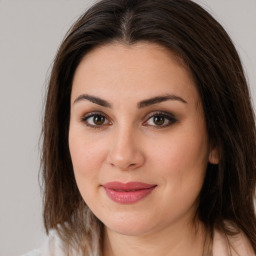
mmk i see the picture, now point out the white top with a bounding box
[21,228,255,256]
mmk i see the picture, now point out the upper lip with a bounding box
[102,182,157,191]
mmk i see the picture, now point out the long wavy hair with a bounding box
[41,0,256,255]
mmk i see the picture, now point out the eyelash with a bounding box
[143,111,177,128]
[81,111,177,129]
[81,111,110,129]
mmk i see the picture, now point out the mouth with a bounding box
[102,182,157,204]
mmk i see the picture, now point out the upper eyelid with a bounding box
[81,112,111,129]
[81,110,175,119]
[81,111,109,119]
[143,111,176,121]
[80,111,111,126]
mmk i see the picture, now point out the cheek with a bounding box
[150,134,208,168]
[147,127,209,195]
[68,130,108,195]
[69,124,109,170]
[69,138,101,171]
[147,132,208,219]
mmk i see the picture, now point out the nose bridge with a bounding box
[107,123,144,170]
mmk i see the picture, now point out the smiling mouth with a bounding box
[102,182,157,204]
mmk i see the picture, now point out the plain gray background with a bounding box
[0,1,255,255]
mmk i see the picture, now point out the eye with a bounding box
[81,112,111,128]
[144,112,177,128]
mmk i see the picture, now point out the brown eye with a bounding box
[153,115,165,126]
[144,112,177,128]
[82,112,110,128]
[93,115,106,125]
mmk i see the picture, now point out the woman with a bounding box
[24,0,256,255]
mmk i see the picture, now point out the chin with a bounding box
[101,212,158,236]
[106,224,153,236]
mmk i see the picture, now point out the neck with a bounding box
[103,219,207,256]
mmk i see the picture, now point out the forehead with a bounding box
[71,42,199,106]
[76,42,188,76]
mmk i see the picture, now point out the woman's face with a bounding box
[69,42,218,236]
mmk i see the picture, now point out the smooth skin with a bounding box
[69,42,219,256]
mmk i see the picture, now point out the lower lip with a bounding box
[103,186,156,204]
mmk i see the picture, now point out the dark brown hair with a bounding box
[42,0,256,254]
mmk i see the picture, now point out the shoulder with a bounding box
[20,249,41,256]
[21,229,66,256]
[213,228,255,256]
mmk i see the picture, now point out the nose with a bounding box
[106,126,145,170]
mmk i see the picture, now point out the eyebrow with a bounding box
[138,94,187,108]
[73,93,187,108]
[74,94,112,107]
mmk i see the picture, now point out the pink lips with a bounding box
[102,182,157,204]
